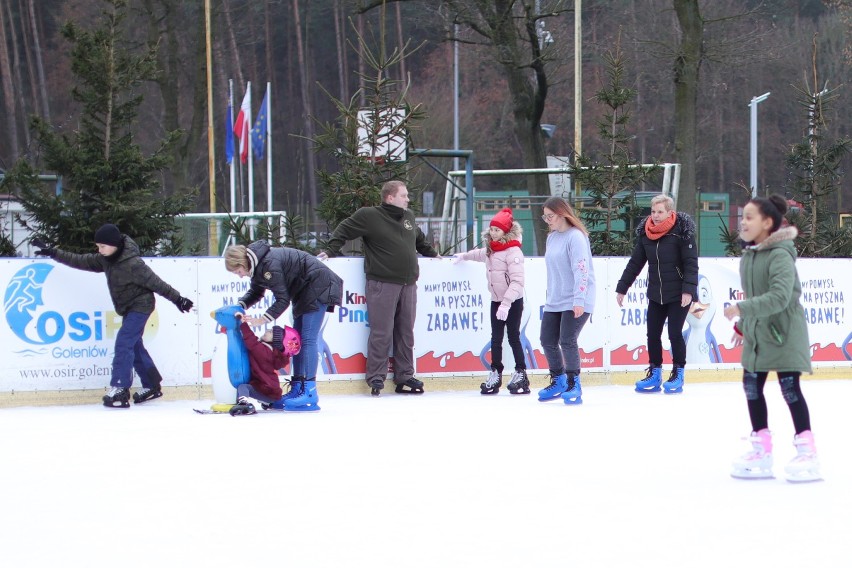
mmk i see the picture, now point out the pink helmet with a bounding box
[271,325,302,356]
[280,325,302,356]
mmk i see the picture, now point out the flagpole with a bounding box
[247,82,255,240]
[266,81,273,213]
[205,0,218,254]
[229,79,236,214]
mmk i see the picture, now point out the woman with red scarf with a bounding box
[453,208,528,395]
[616,194,699,393]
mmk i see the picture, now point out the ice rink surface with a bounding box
[1,379,850,568]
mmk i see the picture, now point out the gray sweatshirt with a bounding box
[544,227,596,313]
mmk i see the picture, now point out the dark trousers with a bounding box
[365,279,417,384]
[489,299,525,373]
[646,300,690,367]
[540,310,590,375]
[237,382,279,405]
[111,311,160,389]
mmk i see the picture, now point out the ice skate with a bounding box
[263,377,304,410]
[132,386,162,404]
[635,365,662,393]
[507,369,530,395]
[538,373,567,401]
[284,378,321,411]
[480,370,502,395]
[663,366,684,394]
[561,374,582,405]
[784,430,822,483]
[102,386,130,408]
[367,378,384,397]
[394,377,424,394]
[229,396,257,416]
[731,429,774,479]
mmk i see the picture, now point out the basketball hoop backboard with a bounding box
[357,107,408,162]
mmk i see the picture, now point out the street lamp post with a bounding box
[749,92,770,198]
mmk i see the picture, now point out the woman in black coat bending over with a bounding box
[616,194,699,394]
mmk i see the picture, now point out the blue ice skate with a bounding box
[538,373,567,401]
[283,378,321,412]
[663,366,684,394]
[635,365,662,393]
[561,374,583,405]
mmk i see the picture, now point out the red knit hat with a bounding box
[490,208,513,233]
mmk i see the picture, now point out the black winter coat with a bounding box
[239,241,343,321]
[616,213,699,305]
[52,235,182,316]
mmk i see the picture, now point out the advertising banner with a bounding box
[2,255,850,393]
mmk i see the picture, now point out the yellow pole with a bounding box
[574,0,582,200]
[205,0,219,254]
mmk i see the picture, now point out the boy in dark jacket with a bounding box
[33,224,194,408]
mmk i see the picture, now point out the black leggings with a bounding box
[646,300,689,367]
[490,299,525,373]
[742,370,811,434]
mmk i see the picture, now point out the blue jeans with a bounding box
[291,304,327,379]
[112,311,160,389]
[539,310,590,375]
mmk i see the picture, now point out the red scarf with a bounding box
[645,211,676,240]
[489,239,521,252]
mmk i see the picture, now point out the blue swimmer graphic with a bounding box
[684,274,722,363]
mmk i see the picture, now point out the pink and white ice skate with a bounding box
[784,430,822,483]
[731,429,773,479]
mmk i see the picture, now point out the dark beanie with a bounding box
[94,224,123,247]
[271,326,285,352]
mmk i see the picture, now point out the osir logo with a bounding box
[4,262,124,346]
[5,263,54,344]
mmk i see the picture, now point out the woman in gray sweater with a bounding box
[537,197,596,405]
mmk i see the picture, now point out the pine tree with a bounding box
[0,0,195,255]
[312,15,426,236]
[572,38,661,256]
[785,80,852,257]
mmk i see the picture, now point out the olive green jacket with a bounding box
[737,226,811,373]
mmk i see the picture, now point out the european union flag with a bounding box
[225,99,234,165]
[251,92,268,161]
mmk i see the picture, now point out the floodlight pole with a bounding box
[749,92,770,198]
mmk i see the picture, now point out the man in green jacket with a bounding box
[319,180,439,396]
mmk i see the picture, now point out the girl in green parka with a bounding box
[723,195,820,482]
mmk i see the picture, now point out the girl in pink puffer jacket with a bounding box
[453,208,528,395]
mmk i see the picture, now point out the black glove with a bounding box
[174,296,194,313]
[31,238,57,258]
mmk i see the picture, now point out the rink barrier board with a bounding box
[1,367,849,408]
[2,256,850,400]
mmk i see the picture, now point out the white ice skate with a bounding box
[784,430,822,483]
[731,429,774,480]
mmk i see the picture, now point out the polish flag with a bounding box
[233,89,251,164]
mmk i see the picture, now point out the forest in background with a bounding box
[0,0,849,231]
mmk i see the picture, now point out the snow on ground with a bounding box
[1,380,850,568]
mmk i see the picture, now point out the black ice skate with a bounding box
[368,378,384,397]
[394,377,424,394]
[480,369,502,395]
[229,396,257,416]
[506,369,530,395]
[103,386,130,408]
[132,386,162,404]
